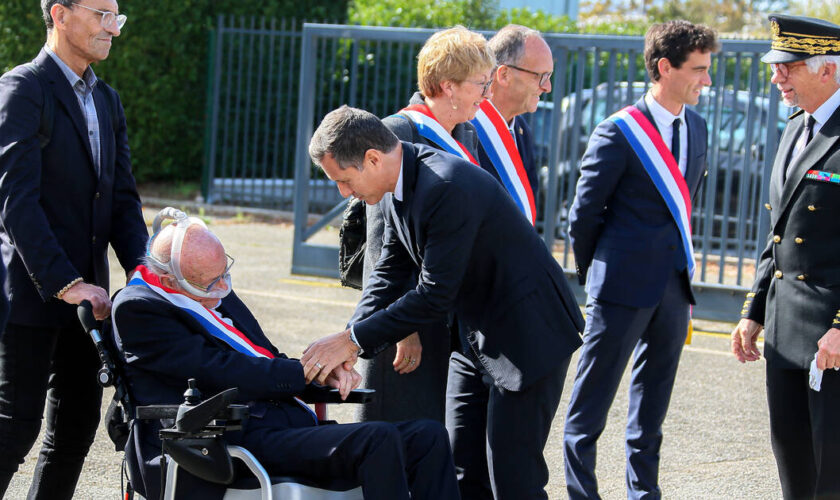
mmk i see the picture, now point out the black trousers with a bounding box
[239,417,460,500]
[0,322,103,500]
[766,363,840,500]
[446,350,569,500]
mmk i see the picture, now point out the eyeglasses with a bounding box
[506,64,553,88]
[769,61,807,80]
[185,253,235,293]
[466,78,493,97]
[72,3,127,30]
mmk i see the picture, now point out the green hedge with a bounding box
[0,0,347,183]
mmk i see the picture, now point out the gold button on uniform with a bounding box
[765,203,772,210]
[773,235,781,243]
[775,270,783,278]
[795,237,803,244]
[808,205,816,211]
[797,274,807,281]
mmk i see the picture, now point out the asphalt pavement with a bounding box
[5,208,780,499]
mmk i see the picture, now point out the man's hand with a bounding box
[731,318,763,363]
[816,328,840,371]
[301,329,360,385]
[61,282,111,320]
[325,366,363,400]
[393,332,422,374]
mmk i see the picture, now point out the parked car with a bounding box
[525,81,790,252]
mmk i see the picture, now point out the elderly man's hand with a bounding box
[325,366,362,400]
[731,318,763,363]
[301,329,360,385]
[816,328,840,371]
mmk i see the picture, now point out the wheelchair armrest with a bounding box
[136,404,179,420]
[299,385,375,404]
[136,404,249,423]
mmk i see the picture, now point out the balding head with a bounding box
[147,223,228,306]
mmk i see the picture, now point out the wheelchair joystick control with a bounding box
[182,378,202,405]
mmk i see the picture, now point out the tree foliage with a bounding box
[0,0,347,183]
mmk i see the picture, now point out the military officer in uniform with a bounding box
[731,14,840,500]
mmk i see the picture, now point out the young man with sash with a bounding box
[471,24,551,226]
[563,21,718,499]
[111,208,460,500]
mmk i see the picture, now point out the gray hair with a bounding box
[805,55,840,85]
[308,105,399,170]
[488,24,543,66]
[41,0,74,31]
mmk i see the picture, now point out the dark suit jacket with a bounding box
[349,142,584,391]
[0,49,147,327]
[568,96,707,308]
[743,105,840,370]
[112,286,315,498]
[476,113,539,218]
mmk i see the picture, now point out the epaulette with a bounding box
[788,109,805,120]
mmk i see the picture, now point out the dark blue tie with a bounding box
[671,118,681,164]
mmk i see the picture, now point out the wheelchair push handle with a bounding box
[77,300,116,388]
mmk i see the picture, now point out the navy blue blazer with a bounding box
[476,113,539,218]
[349,142,584,391]
[568,96,707,308]
[0,49,147,326]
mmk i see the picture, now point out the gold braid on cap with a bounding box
[771,20,840,55]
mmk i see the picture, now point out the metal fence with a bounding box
[204,20,779,321]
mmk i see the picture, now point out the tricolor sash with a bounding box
[119,265,317,422]
[471,100,537,225]
[610,106,695,278]
[395,104,479,165]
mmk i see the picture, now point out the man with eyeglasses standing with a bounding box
[731,14,840,500]
[444,24,557,500]
[563,20,717,499]
[0,0,147,497]
[471,25,552,229]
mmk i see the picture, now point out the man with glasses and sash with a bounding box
[732,14,840,499]
[0,1,146,497]
[471,24,553,228]
[563,21,717,499]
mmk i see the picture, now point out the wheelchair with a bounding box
[78,301,373,500]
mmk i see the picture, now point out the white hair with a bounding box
[805,55,840,84]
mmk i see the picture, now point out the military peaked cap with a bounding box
[762,13,840,64]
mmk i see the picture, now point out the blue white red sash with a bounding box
[121,265,317,422]
[471,100,537,225]
[396,104,479,165]
[610,106,695,278]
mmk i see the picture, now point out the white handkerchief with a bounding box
[809,353,823,392]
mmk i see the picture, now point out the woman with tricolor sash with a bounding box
[354,25,495,425]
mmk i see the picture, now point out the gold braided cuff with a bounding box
[740,292,756,317]
[833,310,840,327]
[55,277,83,299]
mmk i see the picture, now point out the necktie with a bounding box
[786,115,815,183]
[671,118,681,166]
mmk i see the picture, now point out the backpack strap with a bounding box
[22,62,54,149]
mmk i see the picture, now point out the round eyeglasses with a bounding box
[506,64,553,88]
[466,79,493,97]
[769,61,807,80]
[72,3,127,30]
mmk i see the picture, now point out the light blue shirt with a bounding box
[44,45,101,176]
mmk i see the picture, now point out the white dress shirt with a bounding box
[645,92,688,175]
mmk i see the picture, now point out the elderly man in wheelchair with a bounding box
[106,208,459,499]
